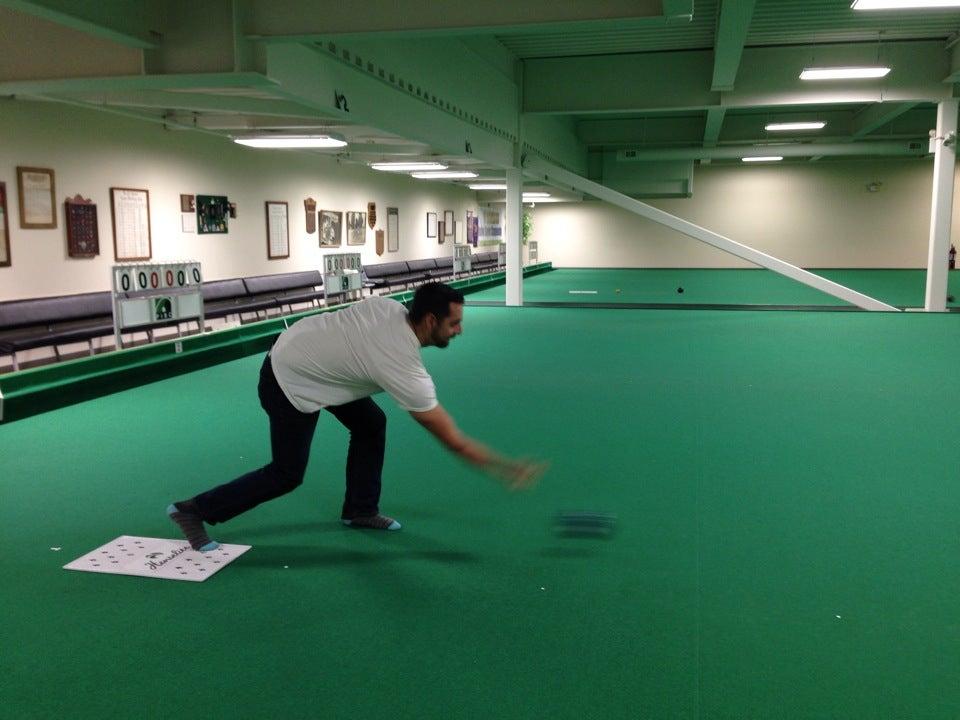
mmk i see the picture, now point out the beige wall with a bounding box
[0,100,473,301]
[531,159,954,269]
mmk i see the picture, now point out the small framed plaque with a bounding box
[65,194,99,258]
[427,212,437,238]
[17,166,56,229]
[265,201,289,259]
[305,197,317,234]
[110,187,151,261]
[0,182,10,267]
[443,210,454,236]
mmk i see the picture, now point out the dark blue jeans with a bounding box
[193,353,387,525]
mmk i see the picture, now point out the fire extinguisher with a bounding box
[950,245,956,270]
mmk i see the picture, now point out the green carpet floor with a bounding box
[468,268,960,308]
[1,306,958,719]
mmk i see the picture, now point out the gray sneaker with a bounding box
[341,514,401,531]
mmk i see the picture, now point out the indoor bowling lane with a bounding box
[1,304,958,718]
[472,267,960,308]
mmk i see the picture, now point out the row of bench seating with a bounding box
[0,252,505,372]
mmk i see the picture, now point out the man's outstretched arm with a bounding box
[410,404,547,490]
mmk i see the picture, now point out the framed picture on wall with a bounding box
[265,201,289,259]
[387,207,399,252]
[443,210,454,237]
[427,212,437,238]
[17,166,56,229]
[0,182,10,267]
[346,211,366,245]
[319,210,342,247]
[110,187,152,261]
[197,195,229,234]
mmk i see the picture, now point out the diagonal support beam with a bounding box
[711,0,756,91]
[852,102,918,138]
[522,155,899,311]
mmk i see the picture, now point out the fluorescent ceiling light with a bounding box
[765,121,826,131]
[800,66,891,80]
[522,192,551,198]
[234,134,347,148]
[742,156,784,163]
[469,183,507,190]
[410,171,478,179]
[370,162,447,172]
[852,1,960,9]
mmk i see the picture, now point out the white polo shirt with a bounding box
[270,296,438,413]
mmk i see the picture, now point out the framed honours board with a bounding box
[265,201,289,259]
[386,207,399,252]
[0,182,10,266]
[65,195,99,257]
[110,187,151,261]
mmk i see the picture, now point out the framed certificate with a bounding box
[427,212,437,238]
[0,182,10,267]
[17,166,56,229]
[110,187,152,261]
[65,195,99,258]
[265,201,289,259]
[443,210,454,236]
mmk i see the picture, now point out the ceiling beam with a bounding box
[41,90,322,118]
[0,72,278,97]
[524,41,951,114]
[851,102,919,137]
[703,107,726,147]
[600,140,926,161]
[0,0,159,48]
[711,0,756,92]
[266,42,517,168]
[244,0,664,41]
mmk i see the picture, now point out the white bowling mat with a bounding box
[64,535,251,582]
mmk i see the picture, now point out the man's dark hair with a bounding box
[408,282,465,323]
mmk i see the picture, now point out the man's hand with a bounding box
[484,457,549,491]
[410,404,548,489]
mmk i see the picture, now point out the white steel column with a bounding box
[505,167,523,306]
[523,155,899,312]
[924,99,958,312]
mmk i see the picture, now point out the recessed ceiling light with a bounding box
[410,171,479,179]
[765,122,827,131]
[852,0,960,9]
[742,156,784,163]
[234,134,347,148]
[468,183,508,190]
[522,192,551,198]
[800,66,891,80]
[370,162,448,172]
